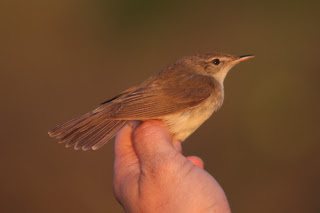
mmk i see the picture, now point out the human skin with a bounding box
[113,120,231,213]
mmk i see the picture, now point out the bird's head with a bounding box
[182,53,254,84]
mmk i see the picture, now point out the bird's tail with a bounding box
[48,110,127,151]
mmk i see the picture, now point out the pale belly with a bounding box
[162,95,223,141]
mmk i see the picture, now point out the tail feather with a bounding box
[79,120,127,151]
[91,120,126,150]
[65,126,97,148]
[48,112,92,138]
[48,109,127,150]
[74,120,124,150]
[61,119,104,144]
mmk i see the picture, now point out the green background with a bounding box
[1,0,319,212]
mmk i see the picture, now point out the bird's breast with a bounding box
[162,93,224,141]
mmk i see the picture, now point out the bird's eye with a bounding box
[212,59,220,65]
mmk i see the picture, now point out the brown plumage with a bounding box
[48,53,254,150]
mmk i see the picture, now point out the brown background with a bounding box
[1,0,320,212]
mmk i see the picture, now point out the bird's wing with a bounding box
[100,85,139,105]
[48,74,215,150]
[96,74,216,120]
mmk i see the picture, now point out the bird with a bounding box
[48,52,254,151]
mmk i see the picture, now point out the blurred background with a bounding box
[1,0,319,212]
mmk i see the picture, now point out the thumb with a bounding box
[132,120,180,170]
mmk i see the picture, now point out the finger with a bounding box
[132,120,179,171]
[133,121,182,153]
[114,123,140,183]
[114,123,135,161]
[186,156,204,169]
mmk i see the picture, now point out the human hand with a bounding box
[113,120,231,213]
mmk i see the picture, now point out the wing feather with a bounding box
[48,73,215,150]
[99,74,215,120]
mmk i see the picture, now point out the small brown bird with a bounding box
[48,53,254,151]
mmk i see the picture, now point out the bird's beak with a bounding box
[228,55,254,66]
[232,55,255,64]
